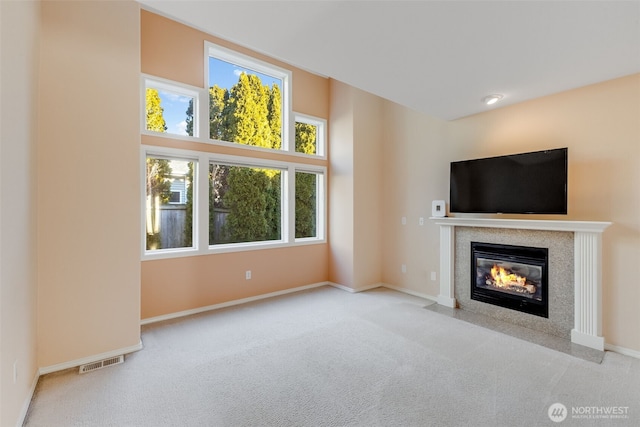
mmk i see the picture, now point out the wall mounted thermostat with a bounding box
[432,200,446,217]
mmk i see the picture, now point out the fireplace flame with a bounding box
[490,264,528,288]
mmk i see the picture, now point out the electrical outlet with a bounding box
[430,271,437,281]
[401,216,407,225]
[419,217,424,226]
[13,361,17,384]
[245,270,252,280]
[401,264,407,274]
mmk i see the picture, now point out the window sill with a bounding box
[142,238,326,261]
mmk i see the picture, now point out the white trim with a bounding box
[141,282,328,325]
[16,370,40,427]
[438,223,456,308]
[605,343,640,360]
[328,282,382,293]
[381,283,438,302]
[38,341,143,375]
[571,329,605,351]
[437,295,457,308]
[433,217,611,233]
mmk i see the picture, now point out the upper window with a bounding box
[207,42,290,150]
[143,77,201,138]
[295,114,326,157]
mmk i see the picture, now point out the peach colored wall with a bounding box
[353,89,384,288]
[141,11,330,319]
[37,0,141,367]
[328,80,355,287]
[141,10,329,118]
[142,245,328,319]
[0,1,40,424]
[328,80,385,290]
[380,104,449,297]
[382,74,640,352]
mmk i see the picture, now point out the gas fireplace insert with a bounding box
[471,242,549,318]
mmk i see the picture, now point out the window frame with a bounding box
[141,145,326,260]
[205,41,292,151]
[142,148,200,258]
[294,168,326,242]
[208,160,288,249]
[294,113,327,159]
[141,75,207,140]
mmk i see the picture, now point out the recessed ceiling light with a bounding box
[482,94,503,105]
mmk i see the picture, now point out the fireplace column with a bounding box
[572,231,604,350]
[437,224,456,308]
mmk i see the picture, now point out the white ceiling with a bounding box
[138,0,640,120]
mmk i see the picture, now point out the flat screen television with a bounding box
[450,148,568,214]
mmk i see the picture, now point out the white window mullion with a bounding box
[286,166,295,243]
[282,73,292,152]
[317,172,326,240]
[198,87,208,140]
[197,153,209,253]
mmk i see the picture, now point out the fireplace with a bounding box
[471,242,549,318]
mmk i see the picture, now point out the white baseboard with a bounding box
[328,281,383,293]
[39,341,143,375]
[141,282,329,325]
[380,283,438,302]
[605,343,640,359]
[16,370,39,427]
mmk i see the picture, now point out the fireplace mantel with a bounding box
[432,217,611,351]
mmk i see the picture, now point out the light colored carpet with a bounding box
[24,286,640,426]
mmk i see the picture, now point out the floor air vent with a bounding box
[79,355,124,374]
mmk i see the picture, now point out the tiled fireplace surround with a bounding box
[434,218,611,351]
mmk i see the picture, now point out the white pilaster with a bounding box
[572,231,604,351]
[437,224,456,308]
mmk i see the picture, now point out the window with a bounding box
[143,76,202,138]
[206,42,291,150]
[295,171,321,239]
[145,156,195,252]
[295,114,326,157]
[210,163,283,245]
[142,147,325,258]
[141,44,326,259]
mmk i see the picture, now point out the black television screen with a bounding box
[450,148,568,214]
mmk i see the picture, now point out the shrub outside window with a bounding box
[295,171,319,239]
[209,163,283,245]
